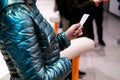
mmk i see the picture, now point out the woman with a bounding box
[0,0,83,80]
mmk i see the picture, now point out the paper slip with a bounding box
[79,14,90,29]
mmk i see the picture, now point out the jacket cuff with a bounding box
[57,32,71,50]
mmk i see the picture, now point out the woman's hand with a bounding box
[65,23,83,40]
[93,0,102,7]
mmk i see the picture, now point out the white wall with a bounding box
[0,51,9,79]
[109,0,120,16]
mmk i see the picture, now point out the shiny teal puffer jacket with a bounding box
[0,0,71,80]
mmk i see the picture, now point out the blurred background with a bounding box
[0,0,120,80]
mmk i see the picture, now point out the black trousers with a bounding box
[94,9,103,42]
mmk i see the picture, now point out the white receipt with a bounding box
[79,14,90,29]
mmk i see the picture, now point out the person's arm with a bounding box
[57,23,83,51]
[56,32,71,50]
[70,1,96,17]
[65,0,101,20]
[2,6,71,80]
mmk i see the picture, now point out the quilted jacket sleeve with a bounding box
[56,32,71,51]
[1,5,71,80]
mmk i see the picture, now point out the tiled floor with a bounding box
[0,0,120,80]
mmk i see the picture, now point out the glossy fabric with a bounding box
[0,0,71,80]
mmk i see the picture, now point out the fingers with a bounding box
[79,32,83,36]
[73,27,82,36]
[72,23,81,29]
[66,23,83,40]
